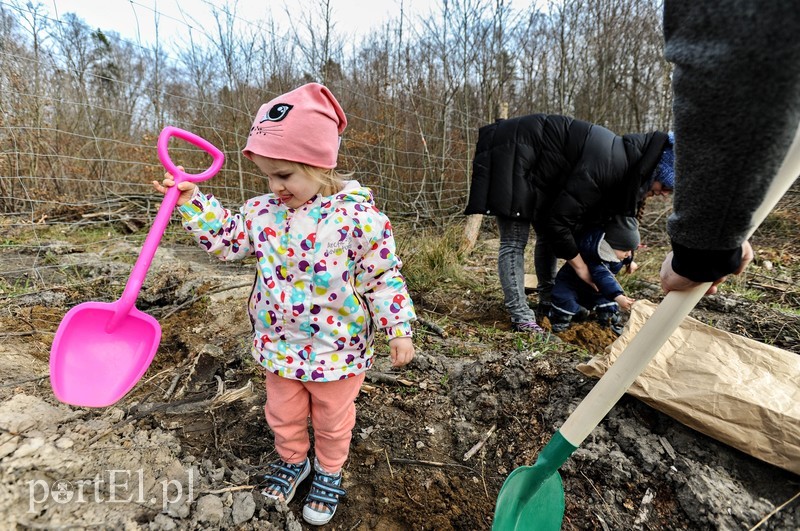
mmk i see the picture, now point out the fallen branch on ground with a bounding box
[463,424,496,461]
[416,317,447,338]
[366,372,414,386]
[748,490,800,530]
[85,382,255,446]
[390,458,473,471]
[159,281,253,320]
[136,380,255,416]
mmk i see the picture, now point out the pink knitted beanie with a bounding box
[242,83,347,169]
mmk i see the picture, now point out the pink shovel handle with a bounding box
[157,126,225,185]
[106,127,224,332]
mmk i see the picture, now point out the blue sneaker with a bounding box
[262,457,310,503]
[302,460,346,526]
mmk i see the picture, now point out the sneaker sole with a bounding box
[303,504,336,526]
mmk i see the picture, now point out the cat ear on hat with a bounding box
[317,84,347,134]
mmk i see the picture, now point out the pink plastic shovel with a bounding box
[49,126,224,407]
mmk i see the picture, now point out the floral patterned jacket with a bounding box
[178,180,415,382]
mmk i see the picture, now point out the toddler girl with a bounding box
[153,83,416,525]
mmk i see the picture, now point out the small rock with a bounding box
[55,437,74,450]
[106,407,126,423]
[165,499,191,519]
[150,513,177,530]
[222,491,233,507]
[232,492,256,525]
[13,437,45,458]
[0,436,20,459]
[210,467,225,482]
[230,468,249,484]
[201,343,224,358]
[700,294,738,313]
[0,414,35,435]
[195,494,224,523]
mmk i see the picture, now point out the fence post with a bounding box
[462,102,508,254]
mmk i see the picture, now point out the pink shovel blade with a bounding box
[49,301,161,407]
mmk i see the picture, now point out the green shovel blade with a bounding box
[492,431,577,531]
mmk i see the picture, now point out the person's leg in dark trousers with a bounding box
[549,276,580,332]
[496,216,538,327]
[533,234,558,316]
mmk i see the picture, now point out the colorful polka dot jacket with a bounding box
[178,180,416,382]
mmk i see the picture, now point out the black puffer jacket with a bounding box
[464,114,668,259]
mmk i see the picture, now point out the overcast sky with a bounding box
[46,0,425,48]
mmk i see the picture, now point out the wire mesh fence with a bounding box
[0,0,674,307]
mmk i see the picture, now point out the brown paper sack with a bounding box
[577,299,800,475]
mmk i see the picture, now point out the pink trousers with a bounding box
[264,371,365,473]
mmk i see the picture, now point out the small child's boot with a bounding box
[549,309,572,333]
[596,311,624,335]
[573,306,591,322]
[536,302,552,319]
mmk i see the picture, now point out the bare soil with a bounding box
[1,199,799,530]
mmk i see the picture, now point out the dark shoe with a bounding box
[597,312,624,336]
[551,321,570,333]
[548,308,572,334]
[536,302,552,319]
[573,306,591,322]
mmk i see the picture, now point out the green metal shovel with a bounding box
[492,127,800,531]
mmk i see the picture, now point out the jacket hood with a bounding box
[580,227,606,262]
[329,180,375,206]
[623,131,670,210]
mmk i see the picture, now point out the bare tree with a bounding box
[0,0,671,220]
[286,0,344,84]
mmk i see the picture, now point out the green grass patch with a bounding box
[396,224,476,293]
[0,276,35,296]
[768,303,800,316]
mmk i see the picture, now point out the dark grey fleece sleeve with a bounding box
[663,0,800,282]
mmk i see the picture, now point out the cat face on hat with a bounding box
[243,83,347,169]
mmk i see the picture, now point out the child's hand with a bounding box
[615,294,635,311]
[389,337,415,368]
[152,167,197,206]
[626,261,639,274]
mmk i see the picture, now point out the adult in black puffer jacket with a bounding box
[464,114,674,332]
